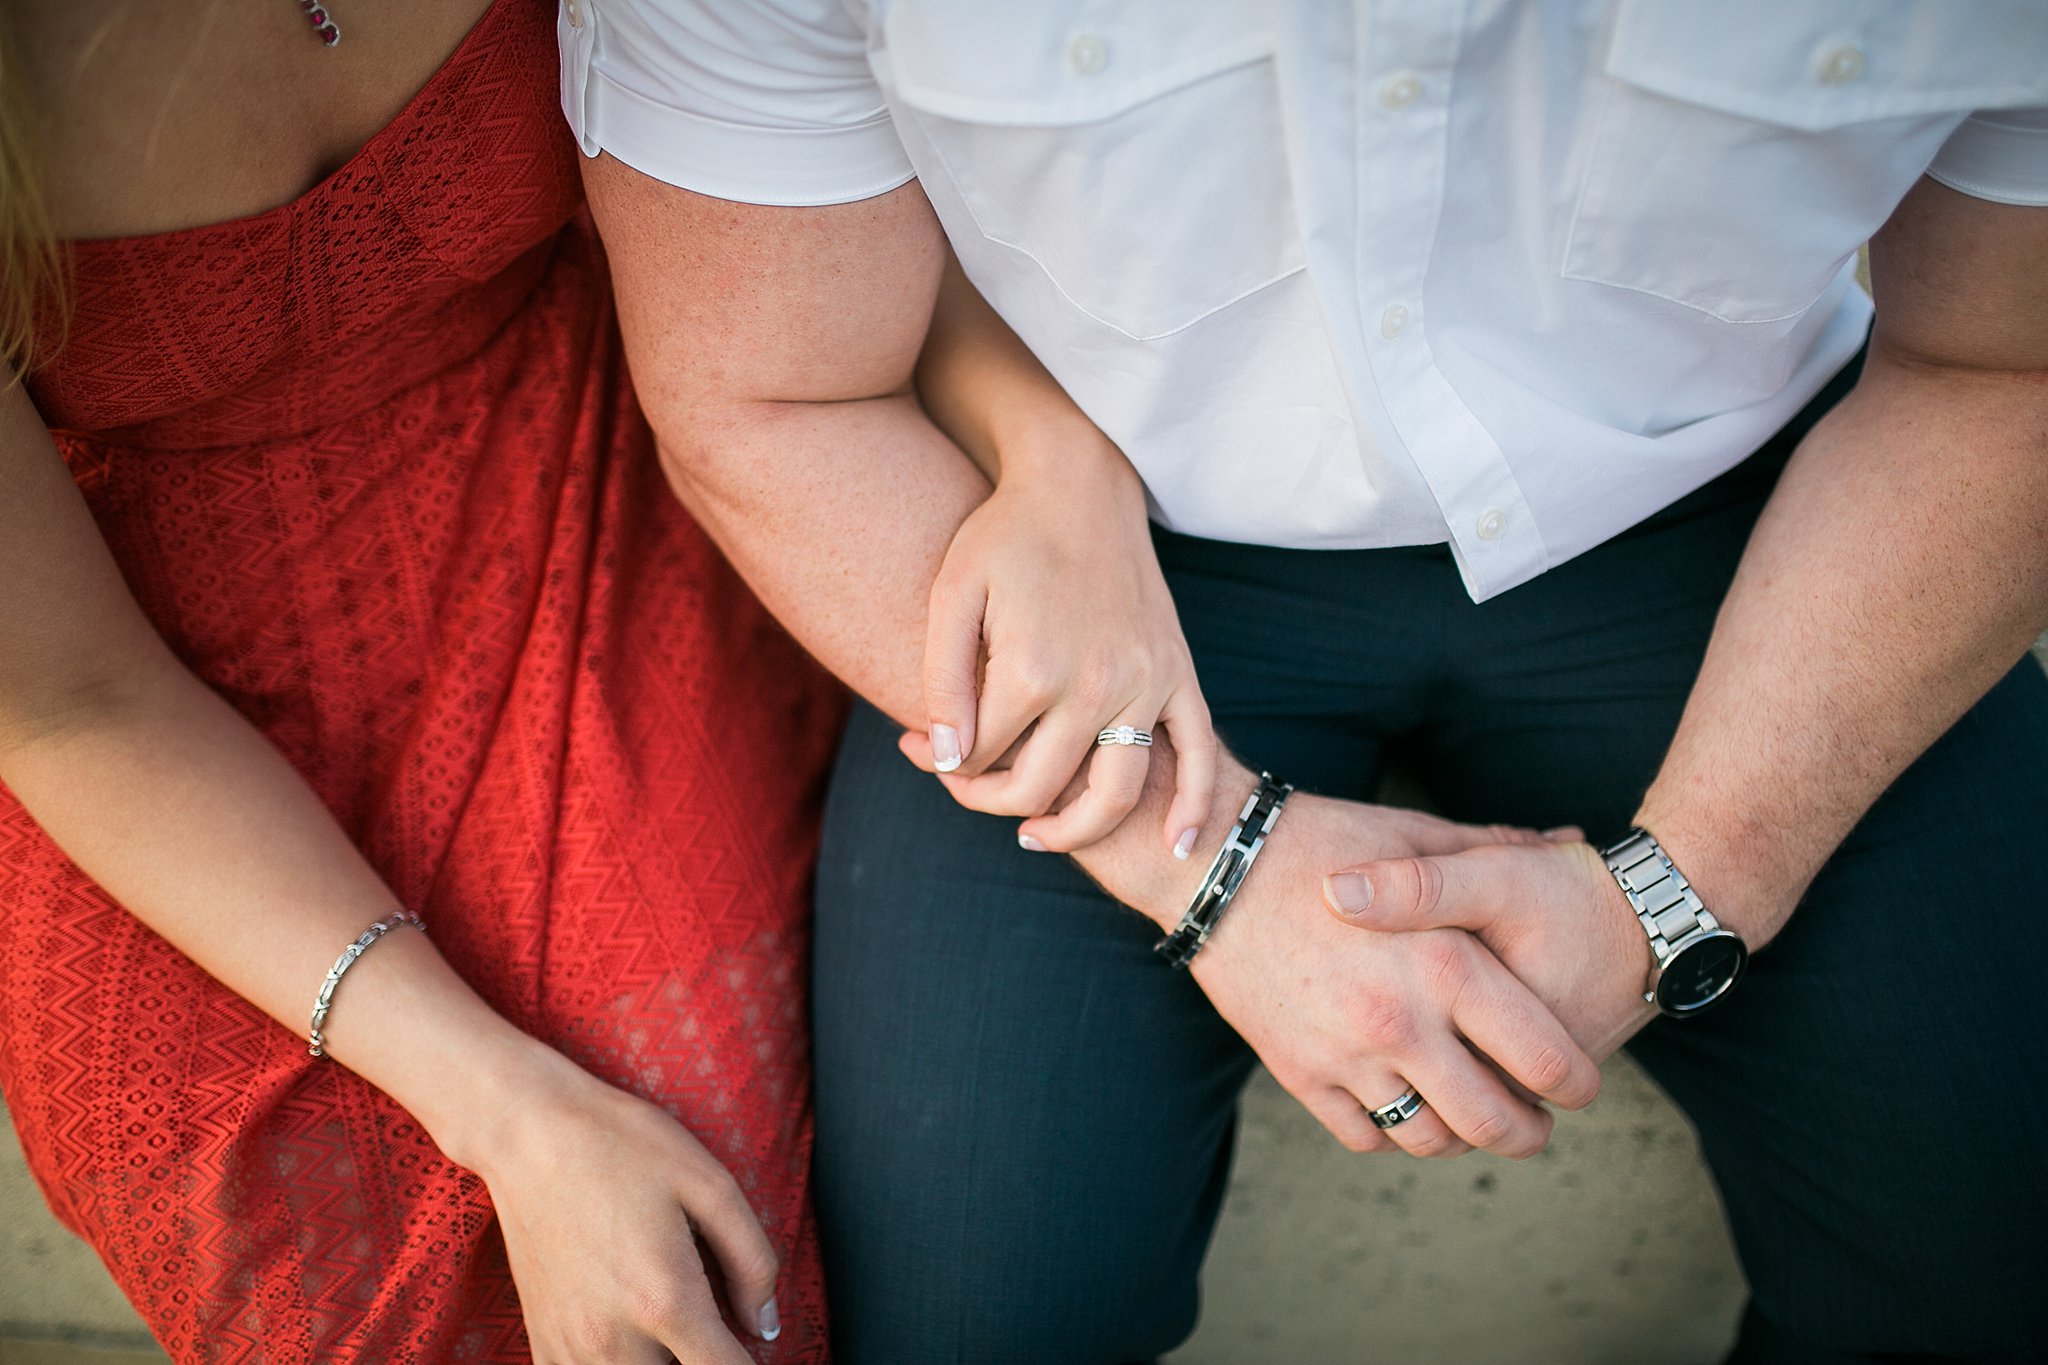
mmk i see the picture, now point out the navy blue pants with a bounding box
[811,366,2048,1364]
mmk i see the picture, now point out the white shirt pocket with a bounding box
[1563,0,2048,324]
[881,1,1305,342]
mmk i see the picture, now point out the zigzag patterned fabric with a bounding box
[3,1,843,1358]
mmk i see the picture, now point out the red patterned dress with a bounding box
[0,1,842,1359]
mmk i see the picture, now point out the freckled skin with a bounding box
[1635,181,2048,952]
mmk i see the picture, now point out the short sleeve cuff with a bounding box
[1927,108,2048,208]
[574,60,916,207]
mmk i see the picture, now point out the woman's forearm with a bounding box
[916,251,1130,486]
[0,386,552,1172]
[0,666,556,1167]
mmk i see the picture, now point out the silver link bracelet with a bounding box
[308,911,427,1058]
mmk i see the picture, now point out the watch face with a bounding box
[1655,933,1748,1015]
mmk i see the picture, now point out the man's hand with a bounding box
[1312,181,2048,1077]
[1320,840,1660,1064]
[1170,783,1606,1160]
[1314,181,2048,1083]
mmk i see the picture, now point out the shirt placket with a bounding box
[1351,0,1546,601]
[559,0,599,157]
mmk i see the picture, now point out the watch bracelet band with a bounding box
[1598,827,1719,965]
[1156,773,1293,969]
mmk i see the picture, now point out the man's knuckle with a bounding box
[1031,826,1081,853]
[1523,1043,1573,1093]
[1412,858,1446,917]
[1417,933,1472,999]
[1503,1117,1552,1160]
[943,782,999,815]
[1560,1064,1603,1111]
[686,1166,743,1218]
[1407,1129,1458,1159]
[969,783,1033,817]
[1006,780,1060,819]
[1354,996,1421,1052]
[1103,764,1148,805]
[1467,1110,1513,1151]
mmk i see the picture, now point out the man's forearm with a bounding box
[656,393,984,730]
[1637,347,2048,942]
[590,153,1239,927]
[655,395,1236,928]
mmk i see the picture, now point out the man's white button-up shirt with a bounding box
[561,0,2048,601]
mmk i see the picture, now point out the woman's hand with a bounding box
[899,438,1217,858]
[453,1044,782,1365]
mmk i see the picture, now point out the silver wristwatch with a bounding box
[1599,828,1748,1018]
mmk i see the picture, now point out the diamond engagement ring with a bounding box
[1095,726,1155,747]
[1367,1087,1427,1130]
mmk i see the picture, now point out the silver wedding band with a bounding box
[1367,1087,1427,1130]
[1095,726,1154,748]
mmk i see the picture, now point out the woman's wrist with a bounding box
[1074,746,1259,930]
[991,411,1146,499]
[315,947,586,1178]
[409,1023,590,1178]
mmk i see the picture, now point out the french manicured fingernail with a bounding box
[758,1296,781,1341]
[1325,872,1374,914]
[1173,827,1199,860]
[1018,832,1048,853]
[931,724,962,773]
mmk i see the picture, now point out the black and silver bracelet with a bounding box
[1155,772,1293,968]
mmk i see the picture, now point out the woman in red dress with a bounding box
[0,1,843,1358]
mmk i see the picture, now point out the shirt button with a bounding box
[1379,304,1410,339]
[1379,72,1424,109]
[1476,508,1508,541]
[1817,43,1866,85]
[1068,34,1108,75]
[565,0,583,27]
